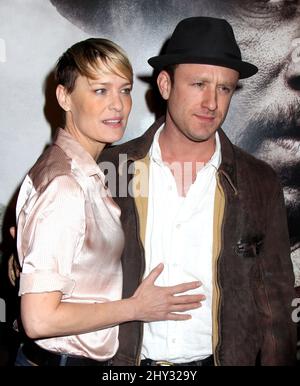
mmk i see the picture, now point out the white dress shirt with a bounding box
[142,126,221,362]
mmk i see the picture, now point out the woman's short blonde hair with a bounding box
[55,38,133,92]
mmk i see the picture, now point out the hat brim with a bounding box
[148,54,258,79]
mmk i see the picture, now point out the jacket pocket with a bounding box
[235,237,264,258]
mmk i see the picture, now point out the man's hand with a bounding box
[7,226,20,286]
[131,263,205,322]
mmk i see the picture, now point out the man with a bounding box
[100,17,296,366]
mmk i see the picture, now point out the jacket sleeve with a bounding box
[257,178,297,365]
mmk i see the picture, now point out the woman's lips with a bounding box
[102,118,123,127]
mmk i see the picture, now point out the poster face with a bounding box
[0,0,299,284]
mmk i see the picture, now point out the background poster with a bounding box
[0,0,299,364]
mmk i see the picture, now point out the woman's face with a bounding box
[60,66,132,158]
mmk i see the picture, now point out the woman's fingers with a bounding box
[8,255,17,286]
[168,281,202,295]
[143,263,164,285]
[9,226,16,238]
[170,294,205,304]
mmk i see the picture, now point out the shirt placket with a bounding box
[160,164,185,358]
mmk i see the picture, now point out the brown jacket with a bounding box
[100,117,296,366]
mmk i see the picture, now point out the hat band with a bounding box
[166,48,241,61]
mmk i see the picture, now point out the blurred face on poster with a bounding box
[219,0,300,271]
[50,0,300,277]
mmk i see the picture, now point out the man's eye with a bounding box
[233,0,299,20]
[260,0,299,17]
[219,86,231,93]
[267,0,285,3]
[251,0,297,10]
[193,82,204,87]
[263,0,295,7]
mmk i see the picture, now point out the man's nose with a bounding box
[202,88,217,111]
[285,38,300,91]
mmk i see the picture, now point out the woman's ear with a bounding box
[157,71,171,100]
[56,84,71,112]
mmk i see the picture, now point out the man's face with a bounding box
[160,64,238,144]
[220,0,300,257]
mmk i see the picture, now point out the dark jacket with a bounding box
[100,117,296,366]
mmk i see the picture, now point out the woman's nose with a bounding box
[109,93,123,111]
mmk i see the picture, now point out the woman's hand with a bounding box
[131,263,205,322]
[19,263,205,338]
[7,227,20,286]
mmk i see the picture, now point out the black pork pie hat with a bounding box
[148,16,258,79]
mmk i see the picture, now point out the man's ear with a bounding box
[157,71,171,100]
[56,84,71,112]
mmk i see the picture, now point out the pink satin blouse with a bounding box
[16,128,124,361]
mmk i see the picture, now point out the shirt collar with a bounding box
[54,128,104,179]
[149,125,222,170]
[209,132,221,170]
[149,124,164,165]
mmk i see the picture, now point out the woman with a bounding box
[15,38,203,366]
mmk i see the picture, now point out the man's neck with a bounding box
[157,123,218,196]
[159,124,216,165]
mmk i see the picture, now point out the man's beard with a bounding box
[238,102,300,252]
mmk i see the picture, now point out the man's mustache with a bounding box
[237,101,300,246]
[278,162,300,189]
[238,101,300,189]
[240,101,300,154]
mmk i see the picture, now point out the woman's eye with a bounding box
[95,89,106,94]
[121,88,132,94]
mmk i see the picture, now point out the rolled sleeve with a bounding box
[19,270,75,296]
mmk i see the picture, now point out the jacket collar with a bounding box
[217,129,238,195]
